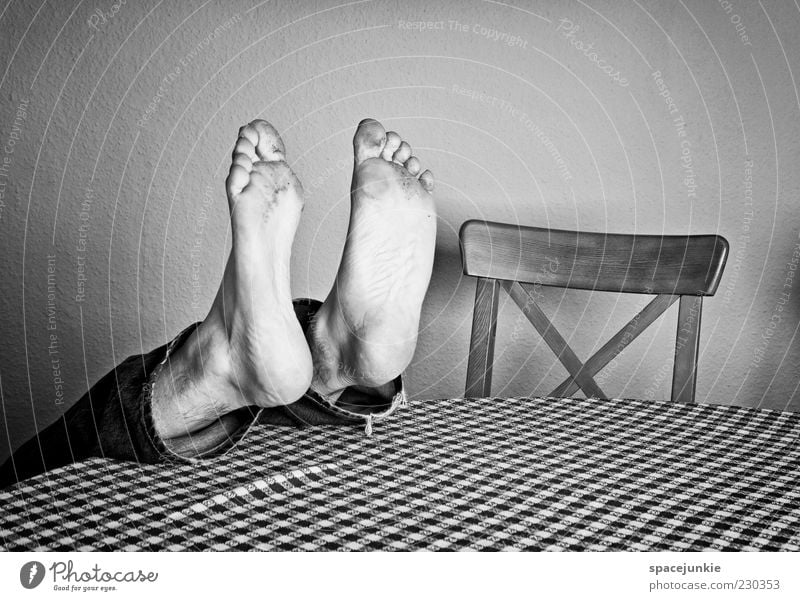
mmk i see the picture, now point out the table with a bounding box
[1,396,798,551]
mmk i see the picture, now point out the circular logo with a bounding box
[19,561,46,589]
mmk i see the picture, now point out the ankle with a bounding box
[150,323,238,440]
[307,300,410,396]
[306,305,350,398]
[191,316,236,385]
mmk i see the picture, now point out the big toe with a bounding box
[240,119,286,162]
[353,118,386,164]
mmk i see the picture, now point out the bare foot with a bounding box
[309,118,436,398]
[152,120,312,439]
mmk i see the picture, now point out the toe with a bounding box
[404,156,421,176]
[249,119,286,162]
[232,153,252,171]
[381,131,402,161]
[226,164,250,197]
[419,170,434,192]
[238,124,258,147]
[234,137,257,162]
[392,141,412,164]
[353,118,386,164]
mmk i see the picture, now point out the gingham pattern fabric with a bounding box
[1,397,798,551]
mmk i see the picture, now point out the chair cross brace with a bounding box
[500,281,679,399]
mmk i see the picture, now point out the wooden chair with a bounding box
[459,220,729,403]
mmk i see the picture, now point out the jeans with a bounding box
[0,299,404,490]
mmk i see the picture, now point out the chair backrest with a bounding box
[459,220,729,403]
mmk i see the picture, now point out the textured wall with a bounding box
[2,0,799,462]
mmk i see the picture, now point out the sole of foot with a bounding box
[206,118,313,407]
[311,118,436,394]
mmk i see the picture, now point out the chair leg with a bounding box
[465,278,500,398]
[671,296,703,404]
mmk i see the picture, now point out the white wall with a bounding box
[2,0,799,462]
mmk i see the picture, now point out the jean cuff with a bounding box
[147,301,408,461]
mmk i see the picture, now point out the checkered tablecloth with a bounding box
[1,396,798,551]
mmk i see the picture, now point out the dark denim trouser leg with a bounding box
[0,299,404,490]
